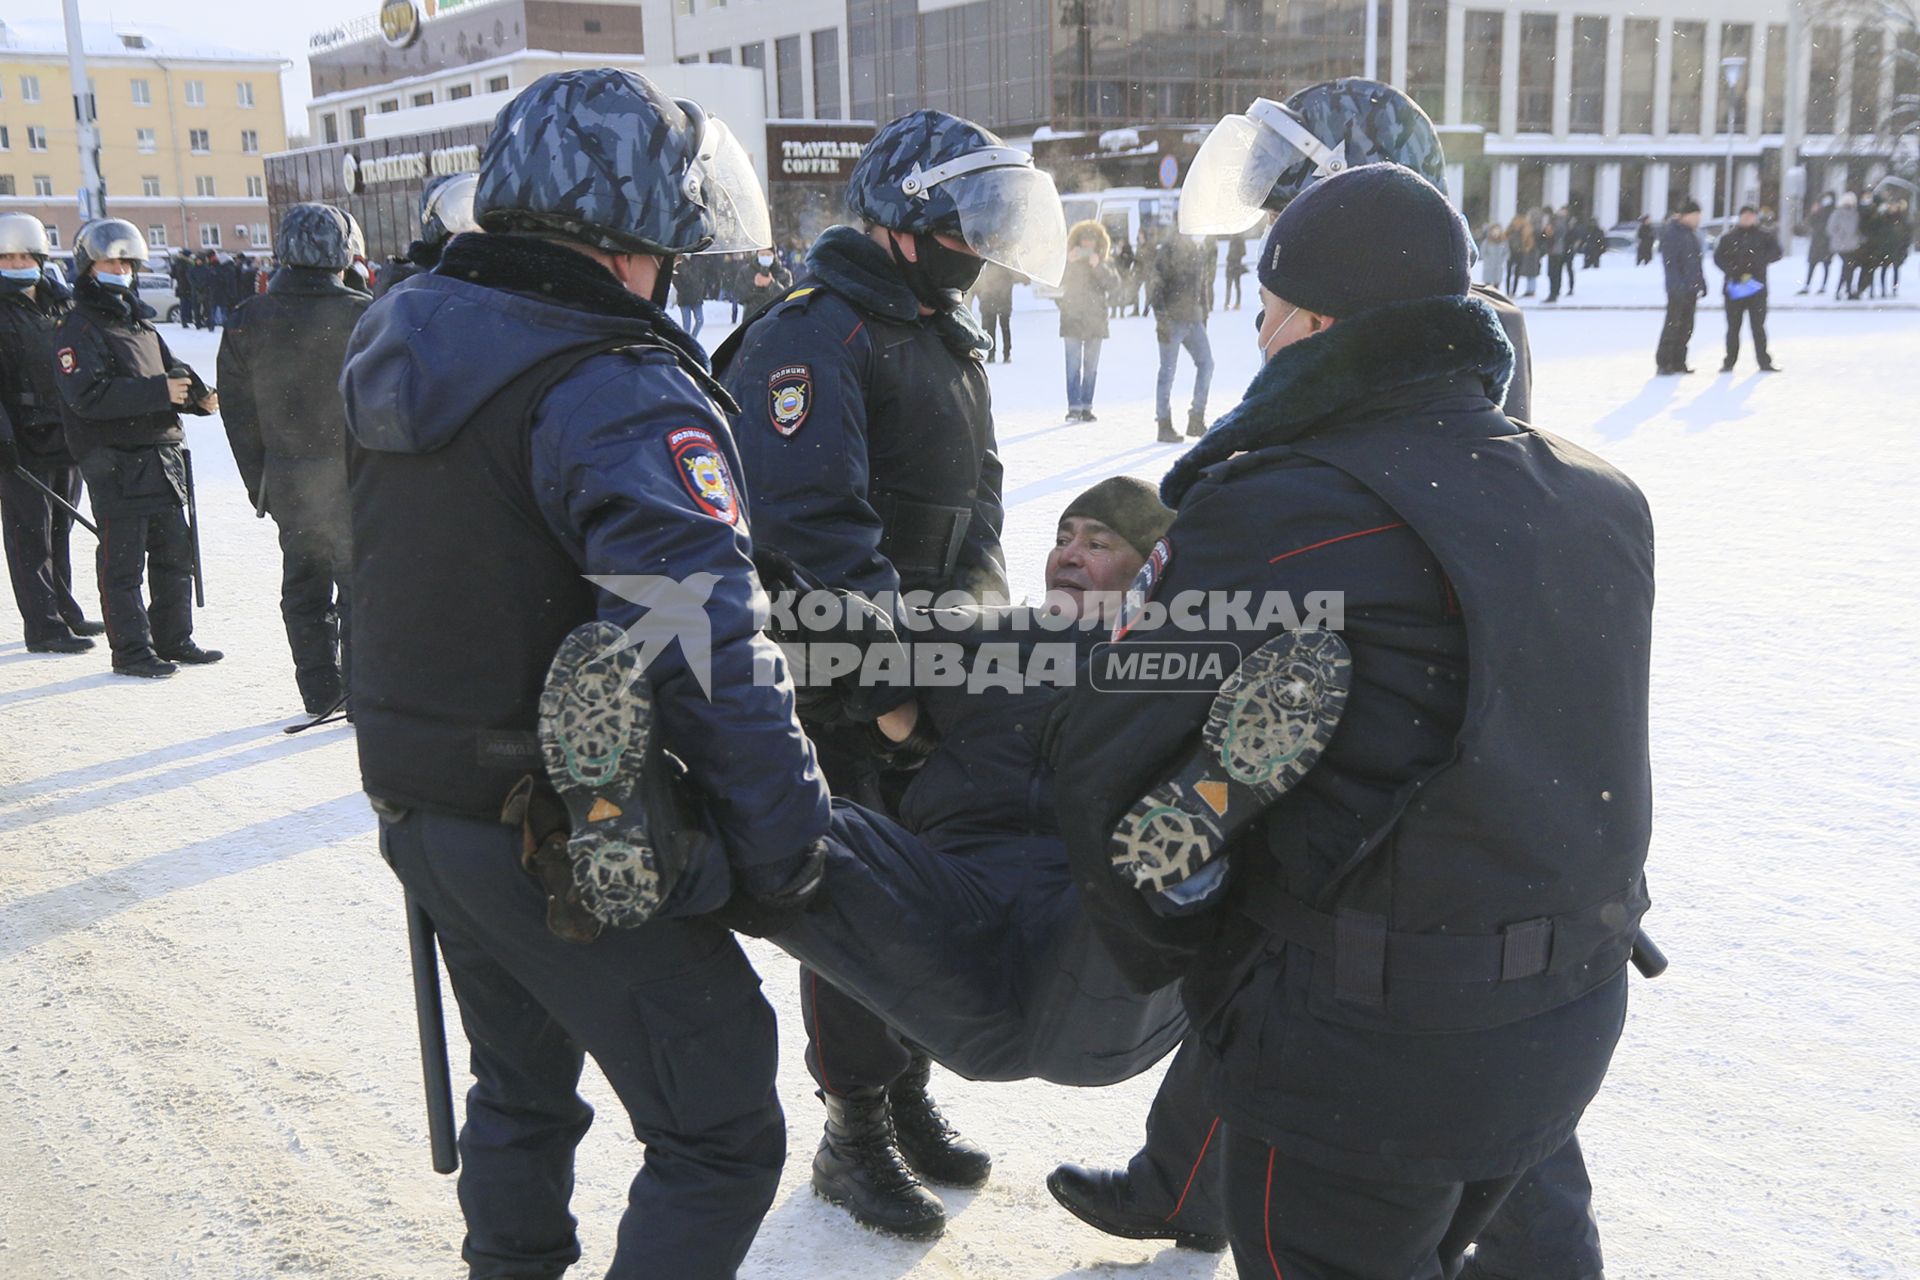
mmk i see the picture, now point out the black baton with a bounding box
[9,464,99,536]
[1630,927,1668,979]
[181,445,206,608]
[405,893,460,1175]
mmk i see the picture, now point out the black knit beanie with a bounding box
[1257,162,1471,318]
[1061,476,1174,558]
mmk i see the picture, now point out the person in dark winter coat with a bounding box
[1636,215,1656,265]
[715,106,1064,1243]
[972,261,1017,361]
[341,70,830,1280]
[187,254,217,330]
[1544,207,1576,301]
[218,204,372,715]
[1051,163,1653,1280]
[1713,205,1784,373]
[672,252,709,336]
[1223,234,1246,308]
[169,251,196,327]
[0,214,103,652]
[53,220,222,677]
[1149,232,1214,441]
[1657,200,1707,373]
[1109,238,1137,317]
[738,247,794,315]
[1056,219,1120,420]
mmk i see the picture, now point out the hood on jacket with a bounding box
[1068,219,1111,258]
[341,233,712,455]
[1163,293,1513,506]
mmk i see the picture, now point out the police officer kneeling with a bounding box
[54,219,222,677]
[341,71,830,1278]
[1054,164,1654,1279]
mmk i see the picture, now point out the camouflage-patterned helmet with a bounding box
[474,68,769,256]
[420,172,479,245]
[73,219,150,275]
[1181,79,1447,235]
[0,212,53,262]
[277,202,360,271]
[846,108,1069,287]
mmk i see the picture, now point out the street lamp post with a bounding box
[1721,54,1748,222]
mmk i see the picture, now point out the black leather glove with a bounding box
[708,838,830,939]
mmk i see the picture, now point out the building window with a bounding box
[741,41,766,71]
[251,223,270,243]
[812,29,842,119]
[45,225,58,249]
[1570,16,1606,134]
[411,91,435,108]
[708,50,733,65]
[1462,11,1504,131]
[21,75,41,103]
[142,175,162,197]
[1405,3,1447,123]
[1669,21,1705,133]
[246,175,265,198]
[190,129,211,153]
[201,224,222,248]
[776,35,804,118]
[149,225,168,246]
[131,78,152,105]
[485,75,510,93]
[241,129,260,154]
[377,99,400,114]
[0,125,10,149]
[28,126,49,151]
[584,19,602,33]
[237,82,255,108]
[196,175,217,197]
[448,83,472,100]
[1764,25,1788,133]
[1620,18,1658,133]
[185,79,205,107]
[321,113,340,144]
[1516,13,1556,133]
[1806,27,1841,134]
[33,176,54,197]
[1720,23,1753,133]
[0,177,13,196]
[349,107,367,139]
[1851,27,1884,135]
[1896,30,1920,136]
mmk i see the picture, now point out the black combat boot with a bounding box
[888,1054,991,1188]
[1156,417,1181,443]
[157,641,224,664]
[1046,1164,1228,1252]
[812,1088,946,1239]
[1186,408,1207,437]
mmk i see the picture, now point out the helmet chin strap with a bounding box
[1247,99,1349,179]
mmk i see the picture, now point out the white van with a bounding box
[1041,187,1187,296]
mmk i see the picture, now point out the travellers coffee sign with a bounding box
[766,122,877,185]
[342,143,481,193]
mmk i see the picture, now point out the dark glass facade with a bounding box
[1851,27,1884,135]
[1405,1,1448,123]
[1516,12,1556,133]
[1669,20,1705,133]
[1764,23,1787,133]
[1807,25,1841,134]
[1570,16,1605,134]
[265,123,491,262]
[1721,22,1752,133]
[812,28,843,118]
[1620,17,1657,134]
[1461,9,1504,131]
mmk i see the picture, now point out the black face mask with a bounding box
[889,231,985,309]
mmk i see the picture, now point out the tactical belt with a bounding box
[1237,877,1646,1009]
[875,495,972,586]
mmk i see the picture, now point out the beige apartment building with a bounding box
[0,19,287,258]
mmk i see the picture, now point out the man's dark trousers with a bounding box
[381,808,786,1280]
[1,459,87,642]
[1725,293,1770,368]
[1120,1042,1604,1278]
[96,506,194,663]
[1656,291,1697,371]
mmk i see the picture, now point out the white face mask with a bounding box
[756,255,774,267]
[95,268,134,289]
[1258,306,1301,359]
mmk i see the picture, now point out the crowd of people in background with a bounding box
[167,250,272,330]
[1798,189,1911,299]
[668,243,805,339]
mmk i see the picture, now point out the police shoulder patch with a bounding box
[667,426,741,525]
[57,347,77,374]
[767,364,812,437]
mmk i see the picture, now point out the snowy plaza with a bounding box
[1,259,1916,1278]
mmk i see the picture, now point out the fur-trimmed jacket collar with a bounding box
[1162,294,1515,506]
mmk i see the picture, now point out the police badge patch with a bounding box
[57,347,77,374]
[767,364,811,436]
[667,426,741,525]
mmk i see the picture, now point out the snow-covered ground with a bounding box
[2,281,1917,1280]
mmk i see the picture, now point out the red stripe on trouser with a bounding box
[807,970,836,1095]
[1263,1144,1285,1279]
[1165,1114,1221,1222]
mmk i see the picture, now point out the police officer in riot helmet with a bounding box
[340,69,830,1278]
[218,203,371,717]
[0,212,105,652]
[374,171,480,298]
[714,109,1067,1241]
[52,218,222,677]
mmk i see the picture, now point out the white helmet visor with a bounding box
[943,162,1068,288]
[689,116,773,254]
[426,172,480,237]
